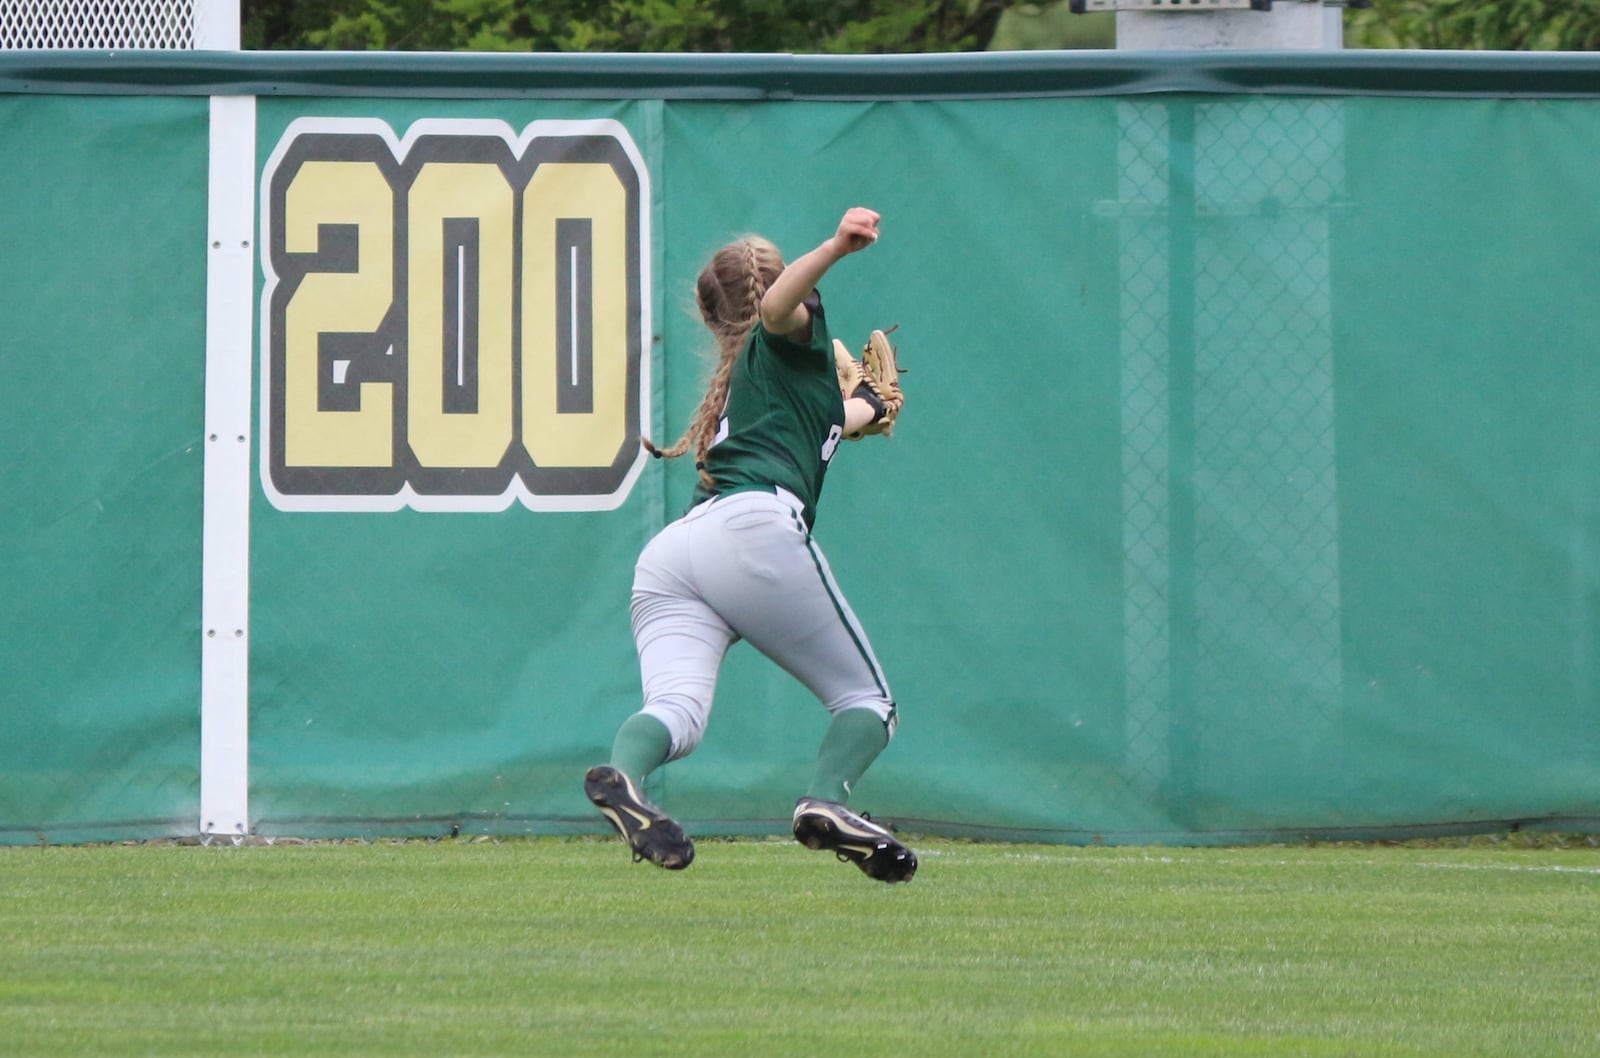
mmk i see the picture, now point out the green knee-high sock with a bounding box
[805,708,890,804]
[610,713,673,783]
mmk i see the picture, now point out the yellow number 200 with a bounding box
[261,119,650,513]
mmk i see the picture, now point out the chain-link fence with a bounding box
[1110,98,1347,821]
[0,0,226,50]
[6,49,1599,843]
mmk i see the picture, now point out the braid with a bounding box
[640,236,781,489]
[741,238,765,324]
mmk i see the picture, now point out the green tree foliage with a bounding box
[1347,0,1600,50]
[242,0,1016,52]
[989,3,1113,50]
[241,0,1600,55]
[241,0,355,49]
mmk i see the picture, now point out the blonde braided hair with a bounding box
[642,236,786,489]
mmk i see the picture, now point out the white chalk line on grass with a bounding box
[961,850,1600,876]
[746,839,1600,874]
[1407,861,1600,876]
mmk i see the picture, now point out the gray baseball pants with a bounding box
[630,487,895,761]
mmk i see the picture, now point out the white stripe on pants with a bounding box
[630,489,893,761]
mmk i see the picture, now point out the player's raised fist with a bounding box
[833,207,880,255]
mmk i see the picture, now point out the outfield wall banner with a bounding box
[3,52,1600,845]
[257,115,652,513]
[0,94,211,842]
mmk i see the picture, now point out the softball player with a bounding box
[585,206,916,883]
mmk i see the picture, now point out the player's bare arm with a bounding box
[842,396,881,435]
[761,206,880,339]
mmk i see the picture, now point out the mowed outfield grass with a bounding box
[1,836,1596,1057]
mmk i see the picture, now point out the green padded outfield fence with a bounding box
[3,49,1598,845]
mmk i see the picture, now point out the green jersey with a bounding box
[691,293,845,528]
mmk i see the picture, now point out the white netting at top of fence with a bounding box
[0,1,221,50]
